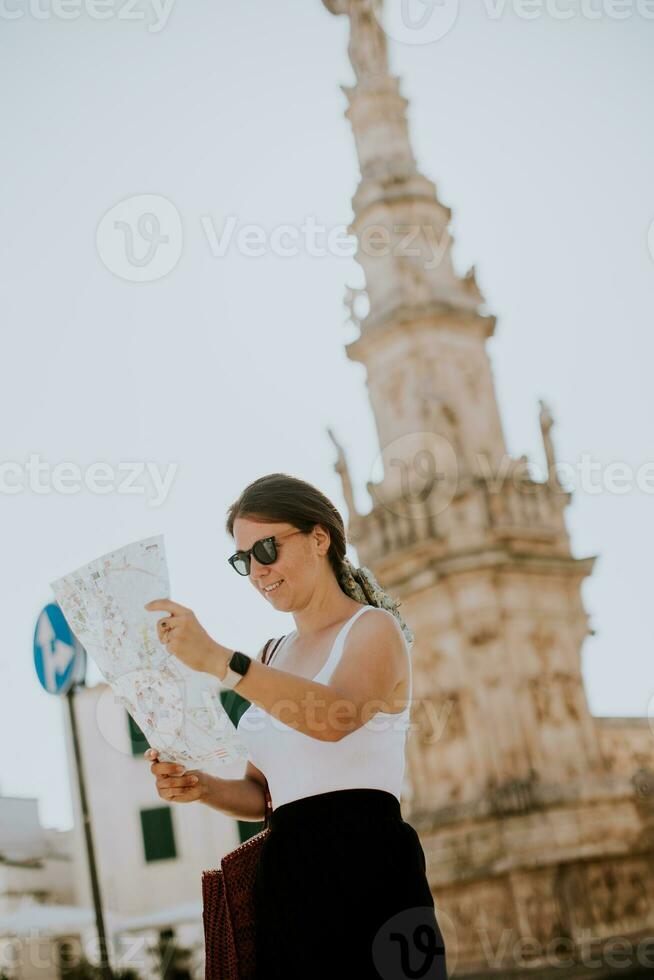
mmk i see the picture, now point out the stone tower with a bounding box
[323,1,654,974]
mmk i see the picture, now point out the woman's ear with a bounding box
[312,523,331,556]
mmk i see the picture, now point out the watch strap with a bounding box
[221,635,286,689]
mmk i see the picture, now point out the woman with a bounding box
[145,472,448,979]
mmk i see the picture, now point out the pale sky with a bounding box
[1,2,652,831]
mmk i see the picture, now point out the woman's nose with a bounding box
[250,559,270,580]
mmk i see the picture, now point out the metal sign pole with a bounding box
[66,684,114,980]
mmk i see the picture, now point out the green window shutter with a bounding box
[220,689,253,728]
[237,818,264,844]
[127,711,150,756]
[140,806,177,862]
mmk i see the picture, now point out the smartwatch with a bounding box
[220,651,252,690]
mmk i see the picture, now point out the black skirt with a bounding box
[253,788,448,979]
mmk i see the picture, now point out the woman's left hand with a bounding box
[145,598,223,674]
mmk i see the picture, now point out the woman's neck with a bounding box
[291,581,363,639]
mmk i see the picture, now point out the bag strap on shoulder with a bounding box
[260,635,286,830]
[261,634,286,666]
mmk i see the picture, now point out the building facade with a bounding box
[58,682,258,979]
[0,796,76,980]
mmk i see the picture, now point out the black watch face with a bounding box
[230,651,251,675]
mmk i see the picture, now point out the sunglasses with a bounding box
[228,528,303,576]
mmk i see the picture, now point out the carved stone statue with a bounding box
[327,426,360,520]
[323,0,389,81]
[539,398,560,488]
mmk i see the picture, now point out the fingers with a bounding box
[159,786,204,803]
[157,776,202,802]
[151,761,187,776]
[144,748,201,802]
[156,774,199,791]
[144,599,187,614]
[144,749,186,776]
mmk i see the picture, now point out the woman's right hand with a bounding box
[145,747,211,804]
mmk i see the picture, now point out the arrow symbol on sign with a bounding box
[37,614,74,693]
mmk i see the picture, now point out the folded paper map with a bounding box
[50,534,250,769]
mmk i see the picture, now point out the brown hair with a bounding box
[225,471,346,581]
[225,472,415,646]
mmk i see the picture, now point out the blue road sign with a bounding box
[34,603,85,695]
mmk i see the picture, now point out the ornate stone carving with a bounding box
[524,889,566,947]
[467,624,500,647]
[528,672,586,727]
[382,370,405,417]
[487,774,538,816]
[577,861,653,928]
[397,254,433,306]
[529,623,557,667]
[598,722,654,777]
[463,264,484,305]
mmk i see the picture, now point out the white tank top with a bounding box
[236,605,412,810]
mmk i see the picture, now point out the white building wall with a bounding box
[60,681,248,974]
[0,798,75,980]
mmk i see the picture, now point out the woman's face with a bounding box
[232,517,328,610]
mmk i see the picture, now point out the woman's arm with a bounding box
[145,600,406,743]
[145,749,268,821]
[201,771,268,821]
[228,612,407,741]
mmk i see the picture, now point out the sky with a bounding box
[1,1,652,831]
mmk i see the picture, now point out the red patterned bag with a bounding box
[202,636,283,980]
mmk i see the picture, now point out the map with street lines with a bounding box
[50,535,249,768]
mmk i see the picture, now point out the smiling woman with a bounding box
[144,471,446,978]
[218,471,448,980]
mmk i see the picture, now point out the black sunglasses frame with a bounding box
[228,529,303,576]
